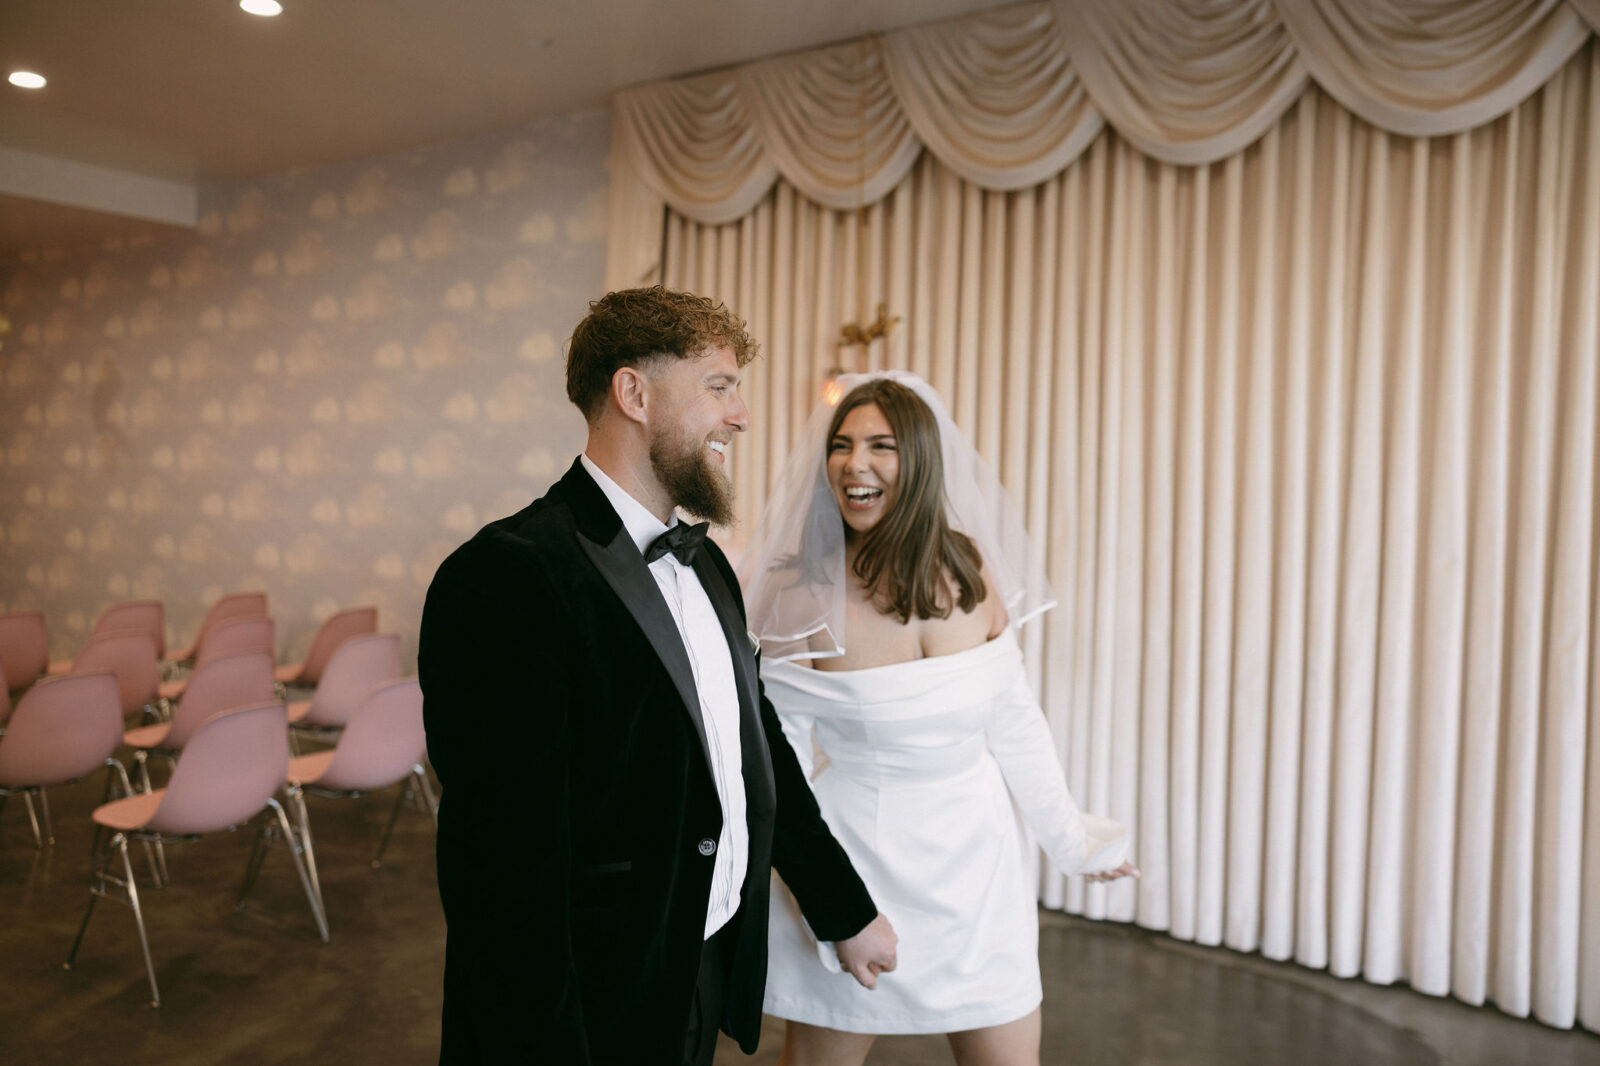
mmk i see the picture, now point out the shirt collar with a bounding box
[580,453,676,557]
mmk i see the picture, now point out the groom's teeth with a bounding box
[708,441,726,454]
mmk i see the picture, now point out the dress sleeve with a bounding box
[983,668,1129,876]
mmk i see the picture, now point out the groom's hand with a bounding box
[835,911,897,989]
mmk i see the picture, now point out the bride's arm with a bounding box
[983,668,1131,877]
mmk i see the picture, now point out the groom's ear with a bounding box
[610,365,650,425]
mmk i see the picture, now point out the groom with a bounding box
[419,287,897,1065]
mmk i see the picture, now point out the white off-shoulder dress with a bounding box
[761,629,1128,1034]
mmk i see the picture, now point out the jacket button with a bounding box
[697,838,716,856]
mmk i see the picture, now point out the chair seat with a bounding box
[123,723,172,750]
[286,700,312,723]
[93,790,163,831]
[287,750,336,787]
[157,678,187,701]
[274,662,303,684]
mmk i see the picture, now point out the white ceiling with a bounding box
[0,0,1017,252]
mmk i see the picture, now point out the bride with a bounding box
[740,372,1137,1066]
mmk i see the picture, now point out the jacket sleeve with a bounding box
[420,541,590,1064]
[983,669,1129,876]
[762,670,878,943]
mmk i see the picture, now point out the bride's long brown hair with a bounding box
[827,379,986,623]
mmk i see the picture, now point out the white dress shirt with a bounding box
[580,455,748,938]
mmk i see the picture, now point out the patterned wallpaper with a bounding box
[0,111,609,668]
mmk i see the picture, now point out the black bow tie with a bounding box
[644,521,710,566]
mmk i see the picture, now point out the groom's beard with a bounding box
[650,427,735,527]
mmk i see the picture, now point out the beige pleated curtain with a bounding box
[608,0,1600,1033]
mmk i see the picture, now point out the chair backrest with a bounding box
[167,650,277,749]
[297,606,378,687]
[146,702,289,835]
[195,616,275,667]
[0,672,123,787]
[71,631,160,716]
[302,633,401,728]
[0,610,48,694]
[316,678,426,791]
[190,591,269,656]
[91,600,166,659]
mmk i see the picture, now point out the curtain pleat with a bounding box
[660,46,1599,1032]
[1274,0,1592,137]
[616,0,1598,236]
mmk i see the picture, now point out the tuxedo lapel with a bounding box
[579,528,711,770]
[557,457,713,772]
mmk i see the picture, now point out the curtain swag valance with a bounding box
[611,0,1598,225]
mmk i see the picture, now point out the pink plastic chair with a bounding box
[71,631,160,723]
[0,672,133,848]
[0,610,49,697]
[275,606,377,688]
[168,591,268,664]
[50,601,167,674]
[66,701,328,1007]
[286,634,401,738]
[287,678,435,869]
[125,650,276,786]
[158,616,275,702]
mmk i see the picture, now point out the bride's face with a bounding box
[827,402,900,536]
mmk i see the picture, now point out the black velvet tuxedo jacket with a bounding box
[419,458,876,1065]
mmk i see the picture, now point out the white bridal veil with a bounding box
[738,370,1055,662]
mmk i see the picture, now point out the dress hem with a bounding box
[761,992,1043,1036]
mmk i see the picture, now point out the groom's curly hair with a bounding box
[566,286,758,422]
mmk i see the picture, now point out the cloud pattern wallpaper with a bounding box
[0,111,609,666]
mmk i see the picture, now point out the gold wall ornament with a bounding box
[836,302,900,350]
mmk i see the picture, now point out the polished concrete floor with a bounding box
[2,771,1596,1066]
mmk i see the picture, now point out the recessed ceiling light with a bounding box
[240,0,283,16]
[8,71,47,89]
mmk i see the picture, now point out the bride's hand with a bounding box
[1083,861,1140,884]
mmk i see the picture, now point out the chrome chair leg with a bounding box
[108,758,135,799]
[415,765,440,823]
[37,787,55,845]
[144,835,168,889]
[65,831,110,970]
[133,749,154,793]
[235,818,270,909]
[285,788,324,918]
[268,797,328,942]
[66,832,161,1007]
[118,836,161,1007]
[22,790,43,849]
[373,782,410,868]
